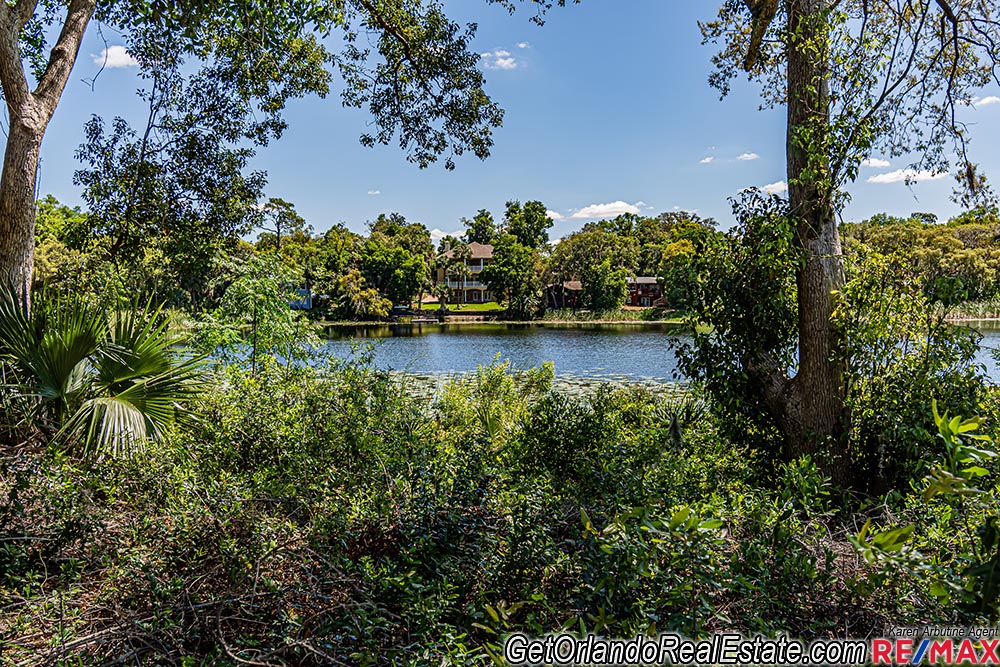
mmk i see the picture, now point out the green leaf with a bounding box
[669,506,691,530]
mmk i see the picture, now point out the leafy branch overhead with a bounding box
[1,0,563,304]
[706,0,1000,206]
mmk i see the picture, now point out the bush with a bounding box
[3,357,994,664]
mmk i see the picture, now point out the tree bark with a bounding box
[780,0,852,486]
[0,0,96,310]
[0,104,43,305]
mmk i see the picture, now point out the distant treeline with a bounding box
[31,194,1000,320]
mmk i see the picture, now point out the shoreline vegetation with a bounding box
[317,307,685,327]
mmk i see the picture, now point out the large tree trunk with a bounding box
[780,0,852,486]
[0,104,43,304]
[0,0,96,310]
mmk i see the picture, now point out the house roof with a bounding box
[440,241,493,260]
[627,276,659,285]
[546,280,583,291]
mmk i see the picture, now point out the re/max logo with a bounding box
[872,638,1000,664]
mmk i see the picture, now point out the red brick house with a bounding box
[626,277,664,307]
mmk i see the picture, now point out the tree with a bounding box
[481,233,543,319]
[581,211,717,276]
[502,200,552,249]
[701,0,1000,484]
[358,242,425,306]
[0,0,508,309]
[369,213,434,258]
[658,227,728,313]
[443,241,473,303]
[317,225,363,278]
[333,269,391,321]
[199,253,318,375]
[463,209,498,245]
[258,198,308,252]
[581,258,628,312]
[549,228,638,310]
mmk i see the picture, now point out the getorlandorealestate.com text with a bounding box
[502,633,868,666]
[501,629,1000,666]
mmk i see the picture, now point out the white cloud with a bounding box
[430,228,463,243]
[517,42,531,49]
[738,152,760,161]
[700,156,715,164]
[867,169,949,184]
[367,189,381,196]
[546,210,564,221]
[861,158,891,168]
[976,95,1000,106]
[481,49,518,70]
[763,180,788,195]
[571,201,642,220]
[92,45,138,68]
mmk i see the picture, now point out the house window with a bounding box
[641,297,651,307]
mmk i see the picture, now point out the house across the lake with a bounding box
[436,241,496,304]
[626,277,664,308]
[544,280,583,309]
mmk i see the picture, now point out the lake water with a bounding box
[322,321,1000,382]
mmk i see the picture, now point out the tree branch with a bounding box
[935,0,958,25]
[352,0,441,103]
[12,0,40,32]
[33,0,96,117]
[0,8,31,112]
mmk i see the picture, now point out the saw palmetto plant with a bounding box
[0,286,204,458]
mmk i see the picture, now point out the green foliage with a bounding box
[850,402,1000,622]
[679,193,988,489]
[581,258,629,312]
[331,268,392,320]
[657,221,725,311]
[257,197,310,252]
[463,208,498,245]
[676,191,798,454]
[4,355,995,663]
[358,241,426,306]
[842,211,1000,304]
[841,250,987,488]
[480,233,544,319]
[0,285,203,457]
[502,200,552,249]
[580,211,719,277]
[72,42,286,308]
[195,253,319,372]
[549,228,638,311]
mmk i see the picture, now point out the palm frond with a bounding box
[1,284,206,456]
[57,397,150,459]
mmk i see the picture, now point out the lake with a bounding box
[322,321,1000,383]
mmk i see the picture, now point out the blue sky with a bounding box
[36,0,1000,241]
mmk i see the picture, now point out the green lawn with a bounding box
[417,301,505,313]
